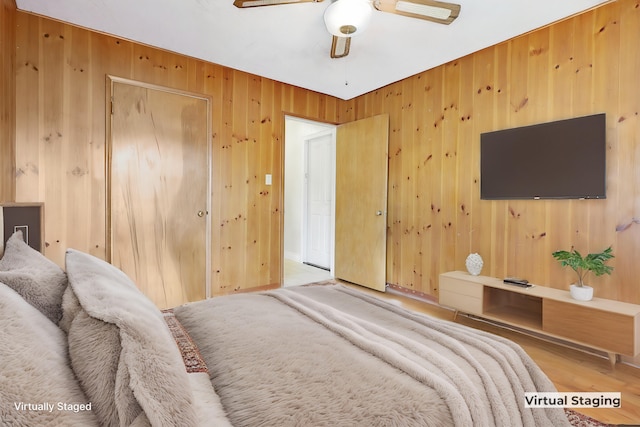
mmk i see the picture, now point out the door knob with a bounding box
[197,210,206,217]
[376,210,383,216]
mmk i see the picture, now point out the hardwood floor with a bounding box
[340,282,640,426]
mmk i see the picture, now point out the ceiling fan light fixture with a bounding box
[324,0,373,37]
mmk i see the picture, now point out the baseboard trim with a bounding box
[386,283,439,305]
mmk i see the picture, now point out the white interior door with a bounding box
[304,131,334,270]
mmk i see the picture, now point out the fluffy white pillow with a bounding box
[0,231,67,323]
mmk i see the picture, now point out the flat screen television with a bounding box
[480,113,606,200]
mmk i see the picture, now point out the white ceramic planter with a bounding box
[570,284,593,301]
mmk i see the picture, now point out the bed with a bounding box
[0,230,573,426]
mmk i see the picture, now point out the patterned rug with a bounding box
[162,309,208,373]
[566,409,614,427]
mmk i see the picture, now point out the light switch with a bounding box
[265,174,272,186]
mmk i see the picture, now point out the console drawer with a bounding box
[439,290,482,315]
[439,275,483,298]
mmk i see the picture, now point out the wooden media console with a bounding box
[439,271,640,367]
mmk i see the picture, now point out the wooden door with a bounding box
[304,131,333,270]
[335,114,389,291]
[109,79,210,309]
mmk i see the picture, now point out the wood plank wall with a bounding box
[11,0,640,304]
[352,0,640,303]
[12,11,341,295]
[0,0,15,202]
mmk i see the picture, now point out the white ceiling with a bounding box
[16,0,610,100]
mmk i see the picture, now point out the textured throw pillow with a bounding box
[63,283,146,426]
[0,283,99,426]
[0,231,67,324]
[59,284,82,334]
[67,306,146,426]
[65,249,198,427]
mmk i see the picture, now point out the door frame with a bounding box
[302,128,336,272]
[282,116,336,283]
[282,114,389,291]
[106,75,213,299]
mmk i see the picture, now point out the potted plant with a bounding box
[551,246,614,301]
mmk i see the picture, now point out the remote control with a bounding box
[503,277,532,287]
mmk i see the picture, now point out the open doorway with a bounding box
[283,116,336,287]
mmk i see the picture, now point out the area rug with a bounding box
[566,409,614,427]
[163,309,208,374]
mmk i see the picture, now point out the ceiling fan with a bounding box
[233,0,461,58]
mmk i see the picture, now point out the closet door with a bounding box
[109,78,210,309]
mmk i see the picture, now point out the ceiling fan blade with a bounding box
[234,0,322,7]
[330,35,351,58]
[373,0,460,24]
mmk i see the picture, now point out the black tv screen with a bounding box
[480,113,606,200]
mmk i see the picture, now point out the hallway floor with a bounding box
[283,258,332,287]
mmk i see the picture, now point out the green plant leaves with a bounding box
[552,246,614,286]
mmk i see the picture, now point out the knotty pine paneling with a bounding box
[0,0,15,202]
[11,0,640,304]
[349,0,640,303]
[13,12,341,296]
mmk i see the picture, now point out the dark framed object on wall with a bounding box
[0,203,44,255]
